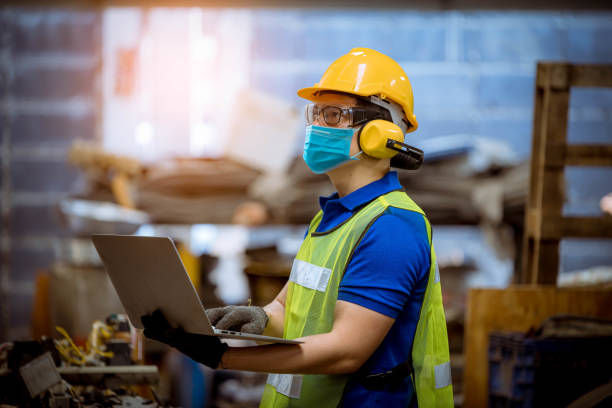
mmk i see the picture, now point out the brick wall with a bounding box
[1,8,611,340]
[0,8,101,340]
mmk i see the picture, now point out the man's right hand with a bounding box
[141,309,228,369]
[206,305,269,335]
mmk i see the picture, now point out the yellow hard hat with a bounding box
[297,48,418,132]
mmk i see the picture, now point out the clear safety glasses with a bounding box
[305,103,393,128]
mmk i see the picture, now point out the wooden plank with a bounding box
[531,240,560,284]
[536,63,568,90]
[520,236,536,284]
[560,217,612,238]
[524,209,538,238]
[550,63,570,90]
[565,145,612,166]
[544,216,612,239]
[570,64,612,88]
[521,64,547,284]
[536,63,570,90]
[526,212,612,239]
[560,216,612,238]
[463,286,612,408]
[527,78,545,210]
[539,168,565,213]
[529,80,569,284]
[546,144,612,167]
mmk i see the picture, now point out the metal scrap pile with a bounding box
[0,316,162,408]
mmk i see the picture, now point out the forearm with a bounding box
[221,331,361,375]
[262,299,285,338]
[221,300,393,376]
[262,284,288,338]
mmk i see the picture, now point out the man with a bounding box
[142,48,453,407]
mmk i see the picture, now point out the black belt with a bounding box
[356,360,413,391]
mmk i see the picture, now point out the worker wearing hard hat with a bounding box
[142,48,453,407]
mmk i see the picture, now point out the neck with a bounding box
[327,159,389,197]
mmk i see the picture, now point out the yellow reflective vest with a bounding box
[260,190,453,407]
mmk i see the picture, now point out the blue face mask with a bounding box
[302,125,361,174]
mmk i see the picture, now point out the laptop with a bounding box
[92,234,301,344]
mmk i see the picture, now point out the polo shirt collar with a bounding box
[319,171,402,211]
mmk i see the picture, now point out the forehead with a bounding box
[310,92,359,107]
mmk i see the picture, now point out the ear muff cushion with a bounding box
[359,120,404,159]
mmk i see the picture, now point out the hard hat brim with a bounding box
[296,86,370,103]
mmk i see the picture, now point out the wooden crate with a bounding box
[463,286,612,408]
[521,63,612,284]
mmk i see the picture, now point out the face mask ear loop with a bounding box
[355,121,374,159]
[357,124,365,152]
[348,125,363,160]
[350,151,363,160]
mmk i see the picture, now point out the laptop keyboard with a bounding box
[214,328,244,336]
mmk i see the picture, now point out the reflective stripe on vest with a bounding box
[267,374,303,399]
[259,190,453,408]
[434,261,441,284]
[289,259,332,292]
[434,362,452,389]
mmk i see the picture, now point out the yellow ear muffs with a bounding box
[358,120,404,159]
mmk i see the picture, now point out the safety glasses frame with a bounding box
[305,102,393,128]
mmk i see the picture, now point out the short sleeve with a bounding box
[337,208,431,319]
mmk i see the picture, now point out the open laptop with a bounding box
[92,234,301,344]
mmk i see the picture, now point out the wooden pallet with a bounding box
[463,286,612,408]
[521,63,612,284]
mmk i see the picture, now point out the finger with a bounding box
[152,309,171,328]
[239,322,264,335]
[215,310,252,331]
[206,307,228,325]
[143,328,162,342]
[141,314,153,328]
[152,309,164,321]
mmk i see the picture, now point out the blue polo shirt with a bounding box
[315,171,430,407]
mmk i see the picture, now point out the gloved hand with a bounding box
[141,309,228,369]
[206,305,269,335]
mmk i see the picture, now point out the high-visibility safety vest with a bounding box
[259,190,454,407]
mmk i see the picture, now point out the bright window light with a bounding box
[134,121,155,146]
[102,8,251,162]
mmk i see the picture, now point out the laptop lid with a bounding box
[91,234,214,335]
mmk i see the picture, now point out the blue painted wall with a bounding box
[248,10,612,273]
[249,11,612,157]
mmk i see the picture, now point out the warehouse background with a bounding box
[1,7,612,340]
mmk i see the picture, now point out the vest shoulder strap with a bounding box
[376,190,426,217]
[308,210,324,233]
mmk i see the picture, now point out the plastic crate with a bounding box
[488,332,612,408]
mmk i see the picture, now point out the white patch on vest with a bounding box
[434,361,452,389]
[267,373,303,399]
[289,259,332,292]
[434,261,440,284]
